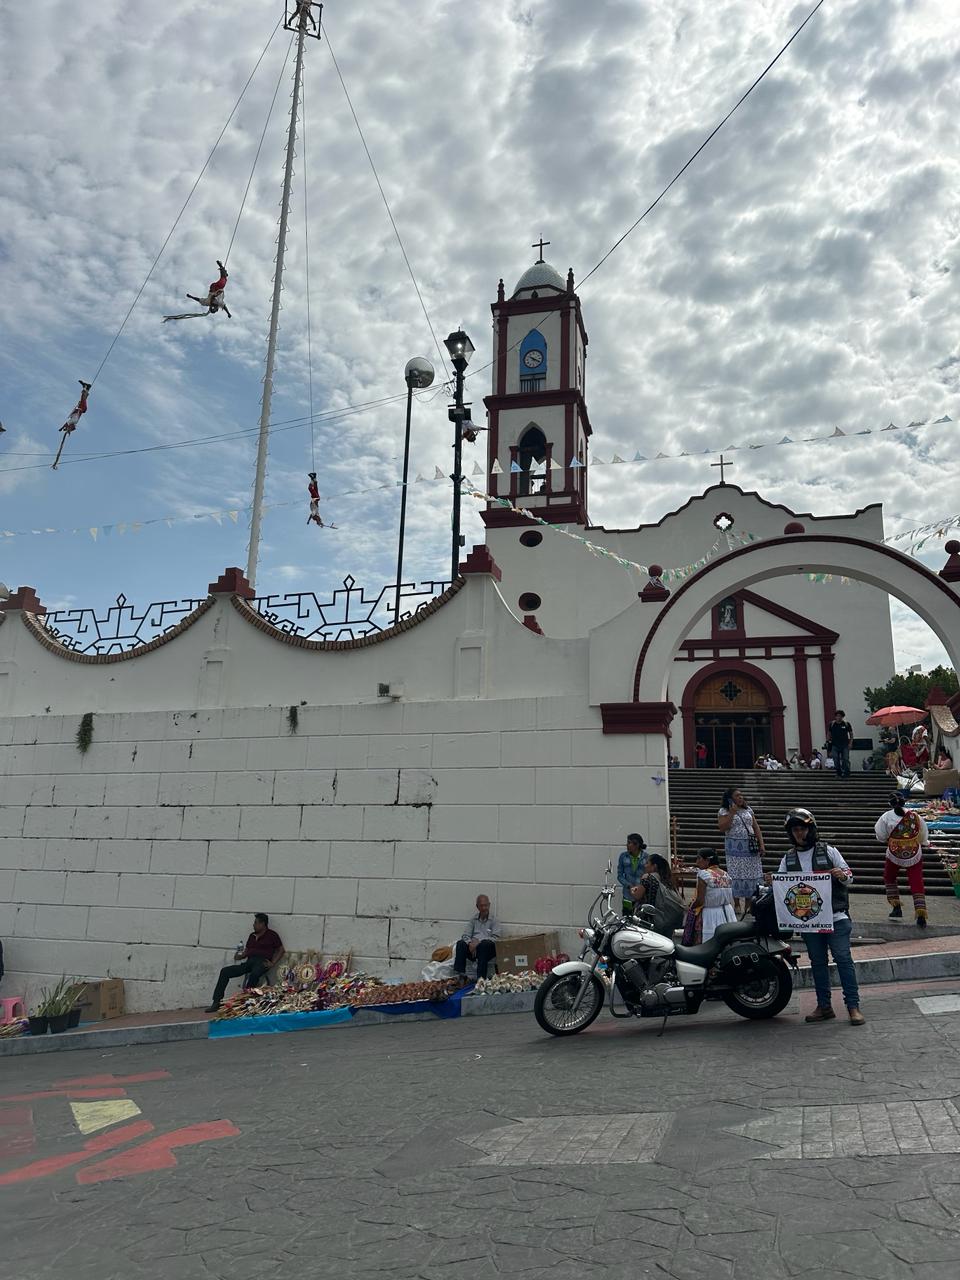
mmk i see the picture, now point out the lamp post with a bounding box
[443,328,475,582]
[394,357,435,625]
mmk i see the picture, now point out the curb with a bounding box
[4,949,957,1056]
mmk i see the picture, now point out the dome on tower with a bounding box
[512,260,566,297]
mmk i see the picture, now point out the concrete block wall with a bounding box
[0,699,667,1011]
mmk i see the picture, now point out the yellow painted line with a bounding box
[69,1099,142,1135]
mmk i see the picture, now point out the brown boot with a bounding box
[848,1008,865,1026]
[805,1005,836,1023]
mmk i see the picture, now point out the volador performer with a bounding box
[163,260,232,323]
[307,472,323,526]
[875,793,929,928]
[51,380,92,470]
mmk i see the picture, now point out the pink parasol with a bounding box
[866,705,928,727]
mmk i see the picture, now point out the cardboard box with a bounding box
[496,932,560,976]
[76,979,125,1022]
[925,768,959,797]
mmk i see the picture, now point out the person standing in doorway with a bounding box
[827,710,854,777]
[876,794,929,928]
[695,741,708,768]
[718,788,766,913]
[617,833,647,914]
[778,808,863,1024]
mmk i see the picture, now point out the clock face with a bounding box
[522,349,544,369]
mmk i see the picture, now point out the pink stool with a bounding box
[0,997,26,1024]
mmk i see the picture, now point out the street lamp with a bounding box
[444,328,475,581]
[393,356,435,625]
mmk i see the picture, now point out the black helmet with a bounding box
[784,808,818,844]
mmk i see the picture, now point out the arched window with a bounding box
[519,329,547,392]
[517,424,547,496]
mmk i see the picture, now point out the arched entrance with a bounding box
[634,535,960,708]
[683,661,786,767]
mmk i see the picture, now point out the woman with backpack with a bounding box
[630,853,686,937]
[875,794,929,928]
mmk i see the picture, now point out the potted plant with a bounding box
[35,977,84,1034]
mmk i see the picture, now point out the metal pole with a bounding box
[394,377,415,624]
[246,6,312,588]
[450,362,465,581]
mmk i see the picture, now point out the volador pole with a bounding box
[246,4,319,588]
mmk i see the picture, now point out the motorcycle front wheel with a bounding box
[534,971,605,1036]
[722,962,793,1020]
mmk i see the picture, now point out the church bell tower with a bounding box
[481,249,591,529]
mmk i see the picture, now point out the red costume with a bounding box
[307,473,323,526]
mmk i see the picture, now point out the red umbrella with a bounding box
[866,705,928,727]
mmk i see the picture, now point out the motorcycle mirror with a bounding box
[606,858,613,876]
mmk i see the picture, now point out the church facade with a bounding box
[3,259,954,1012]
[480,257,896,768]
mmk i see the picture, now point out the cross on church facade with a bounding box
[532,236,551,263]
[711,454,731,485]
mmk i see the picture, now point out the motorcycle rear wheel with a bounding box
[534,972,605,1036]
[722,963,793,1020]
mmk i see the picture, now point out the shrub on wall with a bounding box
[75,712,95,754]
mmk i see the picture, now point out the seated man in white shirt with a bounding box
[453,894,500,981]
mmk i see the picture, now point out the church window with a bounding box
[519,329,547,392]
[519,531,543,547]
[713,512,735,531]
[517,425,547,496]
[519,592,542,612]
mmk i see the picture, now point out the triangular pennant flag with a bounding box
[89,527,98,541]
[679,450,690,457]
[778,436,793,445]
[116,523,127,536]
[102,525,113,538]
[725,444,739,451]
[165,519,174,528]
[934,415,952,424]
[227,512,238,524]
[434,465,445,479]
[611,454,625,464]
[748,443,764,450]
[569,457,582,469]
[549,457,562,471]
[131,522,142,534]
[655,451,669,459]
[491,459,503,474]
[633,451,647,462]
[855,429,872,435]
[906,419,927,428]
[830,427,846,437]
[510,461,522,473]
[592,456,607,466]
[415,472,425,482]
[209,512,222,525]
[472,461,483,475]
[882,422,898,431]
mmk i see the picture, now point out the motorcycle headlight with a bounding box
[579,927,596,944]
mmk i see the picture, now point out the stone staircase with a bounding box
[668,768,955,896]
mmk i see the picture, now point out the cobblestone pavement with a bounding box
[2,980,960,1279]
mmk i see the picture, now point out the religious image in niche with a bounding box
[718,597,737,630]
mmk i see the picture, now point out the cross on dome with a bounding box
[532,236,551,263]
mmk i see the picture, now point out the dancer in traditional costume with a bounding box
[164,260,232,322]
[60,381,91,436]
[875,794,929,927]
[307,472,323,526]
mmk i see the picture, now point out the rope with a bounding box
[88,16,284,386]
[224,31,297,269]
[322,20,450,381]
[303,75,316,472]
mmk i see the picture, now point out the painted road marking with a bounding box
[0,1107,35,1159]
[913,994,960,1015]
[0,1121,156,1186]
[726,1099,960,1159]
[76,1121,240,1184]
[70,1100,142,1135]
[463,1113,672,1166]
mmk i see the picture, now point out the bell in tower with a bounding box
[482,246,592,529]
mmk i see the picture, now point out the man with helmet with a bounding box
[777,808,864,1025]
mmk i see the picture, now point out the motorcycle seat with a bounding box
[673,920,759,968]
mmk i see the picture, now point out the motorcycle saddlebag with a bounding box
[716,941,780,987]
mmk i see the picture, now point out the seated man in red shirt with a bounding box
[206,912,284,1011]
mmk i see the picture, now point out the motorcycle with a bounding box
[534,864,796,1037]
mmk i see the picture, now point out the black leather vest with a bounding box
[784,842,849,916]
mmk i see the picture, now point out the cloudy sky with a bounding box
[1,0,957,670]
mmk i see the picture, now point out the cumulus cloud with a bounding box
[0,0,957,670]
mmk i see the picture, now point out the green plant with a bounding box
[34,977,86,1016]
[286,705,299,735]
[75,712,95,754]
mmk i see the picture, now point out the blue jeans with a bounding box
[832,745,850,777]
[803,917,860,1009]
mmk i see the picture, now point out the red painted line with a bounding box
[0,1107,35,1160]
[76,1120,240,1185]
[53,1071,171,1088]
[0,1088,127,1104]
[0,1120,154,1187]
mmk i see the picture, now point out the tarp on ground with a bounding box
[208,1006,353,1038]
[361,984,474,1020]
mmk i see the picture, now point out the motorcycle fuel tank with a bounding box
[610,924,674,961]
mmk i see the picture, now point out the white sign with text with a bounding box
[772,872,834,934]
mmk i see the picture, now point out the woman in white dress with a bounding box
[692,848,737,942]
